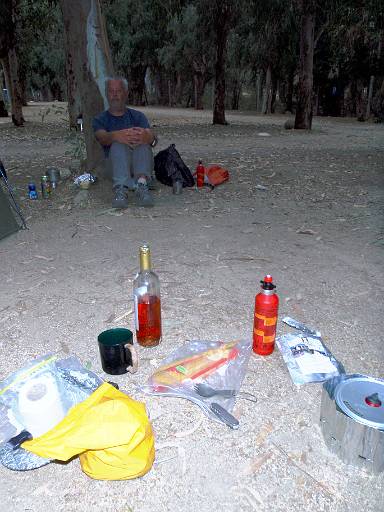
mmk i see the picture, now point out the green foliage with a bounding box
[18,1,65,98]
[158,3,213,74]
[105,0,171,72]
[1,0,382,117]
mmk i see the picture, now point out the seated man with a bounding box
[93,77,157,208]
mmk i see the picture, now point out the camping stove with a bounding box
[320,374,384,474]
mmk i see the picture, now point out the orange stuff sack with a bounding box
[205,165,229,186]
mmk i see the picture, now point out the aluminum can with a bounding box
[28,183,38,200]
[41,175,51,199]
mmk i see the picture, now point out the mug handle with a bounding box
[125,344,138,374]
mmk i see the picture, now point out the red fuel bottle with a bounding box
[196,160,205,188]
[253,275,279,356]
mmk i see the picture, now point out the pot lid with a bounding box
[335,376,384,429]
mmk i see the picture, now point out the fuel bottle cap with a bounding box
[260,275,276,290]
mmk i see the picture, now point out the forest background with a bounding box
[0,0,383,165]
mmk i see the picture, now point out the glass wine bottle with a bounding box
[133,244,162,347]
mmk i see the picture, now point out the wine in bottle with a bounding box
[133,244,162,347]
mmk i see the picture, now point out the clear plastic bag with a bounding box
[0,354,103,470]
[276,317,344,386]
[141,339,252,428]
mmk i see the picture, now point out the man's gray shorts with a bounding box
[104,142,154,189]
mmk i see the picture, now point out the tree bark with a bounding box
[127,64,147,106]
[262,65,272,114]
[64,34,82,129]
[167,78,173,107]
[4,51,23,126]
[0,69,8,116]
[373,77,384,120]
[285,69,294,113]
[230,79,241,110]
[313,85,320,116]
[365,75,375,119]
[366,35,382,119]
[152,65,168,105]
[3,0,24,126]
[212,2,232,125]
[255,71,263,112]
[294,1,315,130]
[355,79,365,120]
[193,72,205,109]
[1,57,12,103]
[60,0,114,169]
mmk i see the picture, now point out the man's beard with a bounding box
[109,99,125,110]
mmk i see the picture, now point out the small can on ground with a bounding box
[46,168,60,189]
[41,175,51,199]
[28,183,38,200]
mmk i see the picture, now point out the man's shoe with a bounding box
[112,186,129,208]
[136,181,154,207]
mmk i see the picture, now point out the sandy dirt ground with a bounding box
[0,103,383,511]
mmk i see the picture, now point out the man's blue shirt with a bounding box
[92,108,150,157]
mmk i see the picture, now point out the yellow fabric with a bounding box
[22,382,155,480]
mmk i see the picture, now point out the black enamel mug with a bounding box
[97,328,137,375]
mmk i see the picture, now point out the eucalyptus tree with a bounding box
[105,0,173,106]
[293,0,316,128]
[158,3,214,109]
[60,0,114,168]
[0,0,24,126]
[330,0,384,120]
[18,1,65,104]
[239,0,297,114]
[208,0,236,124]
[225,30,252,110]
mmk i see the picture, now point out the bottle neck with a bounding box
[139,250,151,271]
[260,289,275,296]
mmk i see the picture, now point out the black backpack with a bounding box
[154,144,195,187]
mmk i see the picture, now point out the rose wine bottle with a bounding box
[133,244,162,347]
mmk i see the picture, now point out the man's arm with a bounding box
[95,127,155,147]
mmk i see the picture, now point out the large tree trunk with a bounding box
[64,36,82,129]
[212,2,232,125]
[2,0,24,126]
[295,1,315,130]
[3,52,23,126]
[60,0,114,169]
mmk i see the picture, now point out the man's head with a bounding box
[105,77,128,113]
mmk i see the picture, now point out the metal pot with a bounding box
[320,374,384,474]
